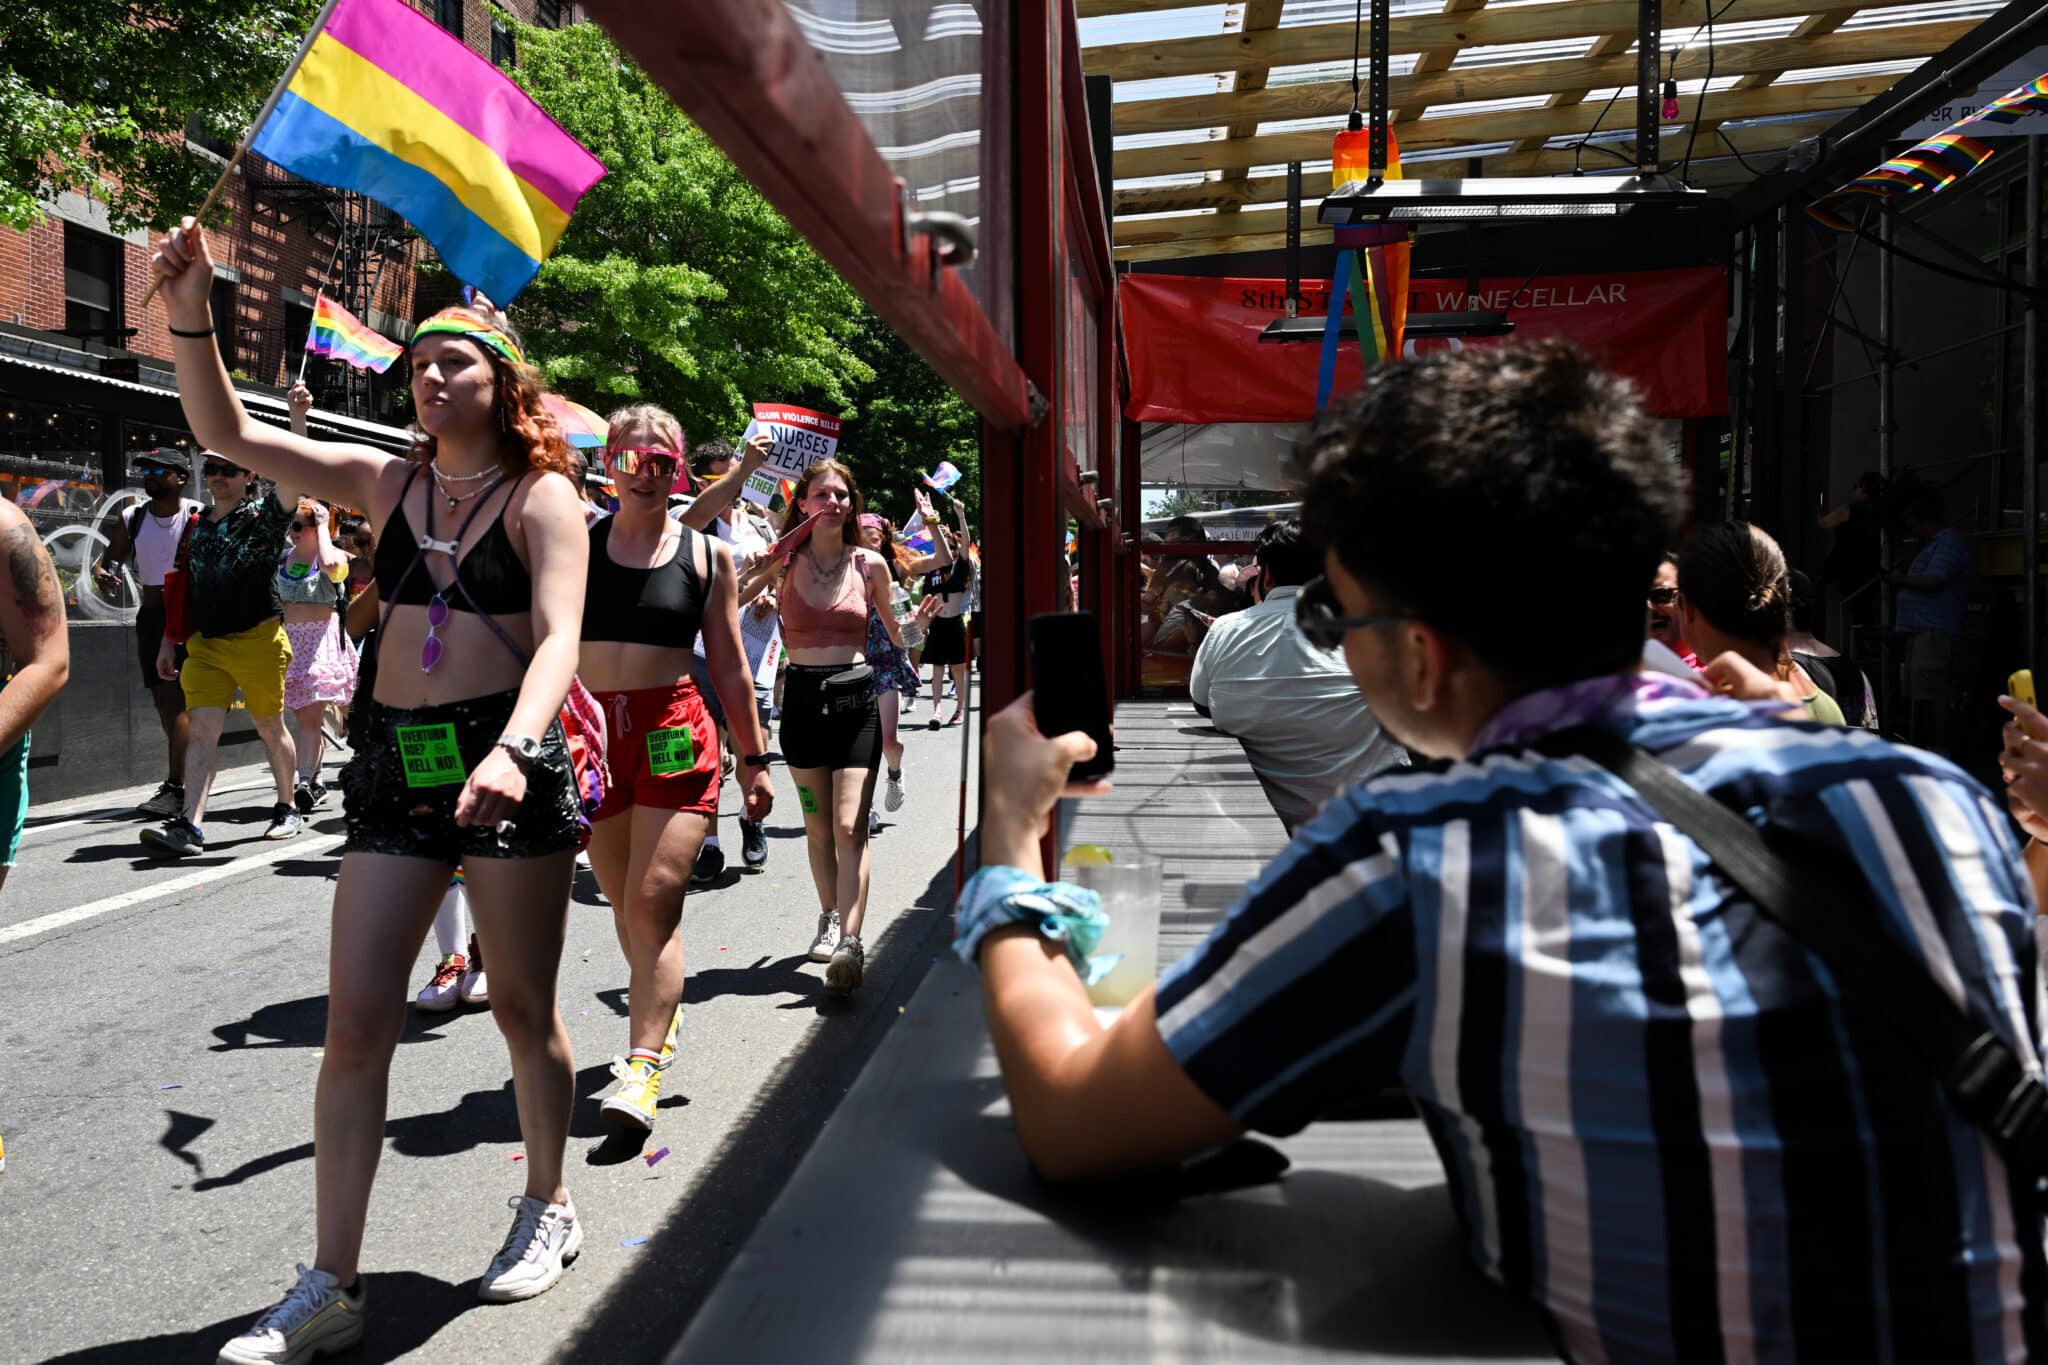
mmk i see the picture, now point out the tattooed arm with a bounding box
[0,502,69,752]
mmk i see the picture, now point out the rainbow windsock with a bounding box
[1967,72,2048,127]
[305,292,402,373]
[1316,124,1411,408]
[250,0,606,303]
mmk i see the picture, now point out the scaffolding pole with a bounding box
[2026,134,2042,681]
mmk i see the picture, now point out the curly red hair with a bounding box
[405,309,579,482]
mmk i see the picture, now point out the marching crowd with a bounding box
[0,218,982,1365]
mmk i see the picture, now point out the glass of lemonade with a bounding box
[1070,859,1163,1007]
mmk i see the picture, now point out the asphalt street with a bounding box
[0,687,979,1364]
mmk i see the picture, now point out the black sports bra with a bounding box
[583,518,710,647]
[373,468,532,616]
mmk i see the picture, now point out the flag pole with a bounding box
[297,221,350,382]
[142,0,347,309]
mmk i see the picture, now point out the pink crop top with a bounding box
[782,553,871,650]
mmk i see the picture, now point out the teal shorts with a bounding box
[0,733,28,867]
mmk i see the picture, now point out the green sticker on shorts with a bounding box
[646,725,696,777]
[395,722,466,788]
[797,784,818,814]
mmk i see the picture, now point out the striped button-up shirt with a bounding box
[1155,673,2045,1363]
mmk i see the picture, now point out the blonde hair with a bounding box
[605,404,685,454]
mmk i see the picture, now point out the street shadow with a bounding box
[63,843,234,868]
[571,865,607,907]
[210,995,462,1053]
[189,1060,671,1193]
[38,1270,478,1365]
[594,986,629,1018]
[681,954,821,1009]
[267,855,342,879]
[161,1109,215,1178]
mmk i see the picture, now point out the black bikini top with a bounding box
[583,518,710,647]
[372,465,532,616]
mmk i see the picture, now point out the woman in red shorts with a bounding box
[582,404,772,1133]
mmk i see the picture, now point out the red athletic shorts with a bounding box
[592,680,719,820]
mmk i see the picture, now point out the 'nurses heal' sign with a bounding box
[740,403,841,507]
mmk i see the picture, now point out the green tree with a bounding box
[502,20,870,444]
[0,1,320,231]
[831,307,980,531]
[1149,487,1208,523]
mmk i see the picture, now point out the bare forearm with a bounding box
[0,659,67,753]
[166,304,260,454]
[680,465,755,532]
[507,632,578,739]
[983,795,1046,879]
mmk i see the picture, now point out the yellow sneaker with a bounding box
[658,1005,683,1071]
[600,1057,661,1133]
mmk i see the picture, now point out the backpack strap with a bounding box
[1539,724,2048,1181]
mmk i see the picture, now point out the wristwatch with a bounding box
[495,734,545,768]
[741,753,772,768]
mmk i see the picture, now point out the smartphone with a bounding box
[2013,669,2038,708]
[1029,611,1114,782]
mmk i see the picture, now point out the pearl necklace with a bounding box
[432,462,503,509]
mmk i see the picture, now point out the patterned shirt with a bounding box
[188,491,292,639]
[1154,672,2044,1362]
[1896,526,1974,638]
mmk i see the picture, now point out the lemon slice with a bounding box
[1062,844,1114,867]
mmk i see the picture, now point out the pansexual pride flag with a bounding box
[305,292,402,372]
[251,0,605,303]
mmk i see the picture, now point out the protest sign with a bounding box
[740,403,841,507]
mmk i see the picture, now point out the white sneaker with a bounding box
[479,1194,583,1302]
[868,808,882,837]
[415,954,466,1012]
[884,773,905,812]
[807,909,842,963]
[218,1263,365,1364]
[460,935,488,1005]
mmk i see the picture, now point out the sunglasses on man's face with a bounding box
[1647,586,1680,607]
[1293,574,1415,652]
[203,461,245,478]
[607,448,681,481]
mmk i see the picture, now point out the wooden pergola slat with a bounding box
[1215,0,1291,214]
[1110,18,1971,136]
[1112,71,1885,180]
[1112,113,1835,244]
[1083,0,1933,84]
[1395,0,1492,126]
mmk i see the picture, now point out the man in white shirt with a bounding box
[1190,519,1406,830]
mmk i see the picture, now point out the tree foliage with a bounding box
[0,1,321,232]
[502,20,871,445]
[1148,488,1209,523]
[831,308,980,530]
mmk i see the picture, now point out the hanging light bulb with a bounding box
[1662,79,1681,123]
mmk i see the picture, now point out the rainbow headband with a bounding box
[410,309,525,368]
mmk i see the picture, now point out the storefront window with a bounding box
[0,401,140,621]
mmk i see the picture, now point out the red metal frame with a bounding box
[586,0,1033,430]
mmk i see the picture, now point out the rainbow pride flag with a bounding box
[305,292,402,372]
[250,0,605,303]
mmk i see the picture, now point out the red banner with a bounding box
[1122,266,1728,423]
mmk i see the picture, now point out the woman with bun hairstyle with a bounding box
[748,460,904,992]
[1678,521,1847,725]
[152,218,593,1365]
[581,403,773,1132]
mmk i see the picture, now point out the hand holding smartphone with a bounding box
[1029,611,1114,782]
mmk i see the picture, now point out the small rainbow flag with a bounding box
[305,292,402,373]
[1968,72,2048,127]
[250,0,606,303]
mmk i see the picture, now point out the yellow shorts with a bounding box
[182,621,293,717]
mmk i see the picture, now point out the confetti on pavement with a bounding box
[158,1084,183,1091]
[621,1236,649,1247]
[226,970,247,977]
[510,1153,525,1162]
[645,1146,669,1167]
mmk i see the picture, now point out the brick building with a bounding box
[2,0,575,800]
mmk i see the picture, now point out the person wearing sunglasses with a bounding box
[579,406,772,1134]
[956,341,2048,1361]
[153,220,594,1358]
[91,447,202,821]
[1645,554,1699,669]
[134,426,308,855]
[1189,519,1406,833]
[278,497,358,814]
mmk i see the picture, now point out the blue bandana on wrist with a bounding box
[953,865,1115,983]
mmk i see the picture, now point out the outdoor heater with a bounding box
[1319,173,1701,224]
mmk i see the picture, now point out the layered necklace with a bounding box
[431,459,501,509]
